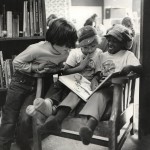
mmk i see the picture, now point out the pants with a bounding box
[45,81,70,105]
[58,91,81,110]
[79,87,113,121]
[0,71,53,150]
[58,87,113,121]
[0,71,37,150]
[15,94,35,150]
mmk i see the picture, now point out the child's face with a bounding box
[52,44,69,55]
[81,42,97,55]
[107,36,123,54]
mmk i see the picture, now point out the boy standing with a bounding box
[0,18,77,150]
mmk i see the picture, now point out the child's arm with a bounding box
[120,65,142,75]
[34,63,64,74]
[90,72,102,90]
[63,54,90,74]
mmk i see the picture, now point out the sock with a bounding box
[87,117,98,131]
[54,106,71,124]
[79,117,98,145]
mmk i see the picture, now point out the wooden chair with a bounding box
[32,74,44,150]
[59,73,139,150]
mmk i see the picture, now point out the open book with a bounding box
[59,72,121,102]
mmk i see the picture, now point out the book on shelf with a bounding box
[0,51,14,88]
[29,0,34,36]
[3,59,14,88]
[59,72,121,102]
[34,0,40,35]
[0,51,4,69]
[12,13,19,37]
[0,15,3,37]
[23,1,28,37]
[0,0,44,38]
[0,65,4,88]
[38,0,43,36]
[2,4,7,37]
[7,11,13,37]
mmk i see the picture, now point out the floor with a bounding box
[11,132,150,150]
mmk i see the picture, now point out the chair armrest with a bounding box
[32,73,49,78]
[109,73,139,121]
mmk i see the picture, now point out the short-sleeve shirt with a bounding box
[66,48,103,81]
[98,50,140,76]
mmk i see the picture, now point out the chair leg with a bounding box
[130,117,135,135]
[33,77,43,150]
[108,122,117,150]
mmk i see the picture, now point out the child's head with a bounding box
[121,17,133,29]
[46,18,78,49]
[46,14,57,26]
[77,26,99,55]
[105,24,132,54]
[121,17,135,37]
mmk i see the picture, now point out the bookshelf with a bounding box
[0,0,47,107]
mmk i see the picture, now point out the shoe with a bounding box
[26,105,36,116]
[34,98,53,117]
[79,126,93,145]
[38,115,61,136]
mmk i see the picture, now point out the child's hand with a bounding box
[91,77,99,91]
[120,65,133,75]
[43,68,60,73]
[79,54,90,70]
[38,63,50,71]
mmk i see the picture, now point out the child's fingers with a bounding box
[85,54,90,60]
[37,69,47,73]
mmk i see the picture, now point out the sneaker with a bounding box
[79,126,93,145]
[34,98,53,117]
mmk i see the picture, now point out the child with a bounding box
[0,18,77,150]
[36,25,103,137]
[78,24,142,145]
[39,24,142,145]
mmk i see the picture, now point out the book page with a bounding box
[59,72,121,101]
[59,73,92,101]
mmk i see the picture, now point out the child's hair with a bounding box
[105,24,133,50]
[46,14,57,26]
[121,17,135,37]
[77,25,100,47]
[84,13,98,27]
[46,18,78,48]
[84,18,93,26]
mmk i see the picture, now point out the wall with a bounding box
[45,0,71,19]
[103,0,133,29]
[71,0,103,6]
[45,0,103,30]
[70,6,102,30]
[104,0,132,9]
